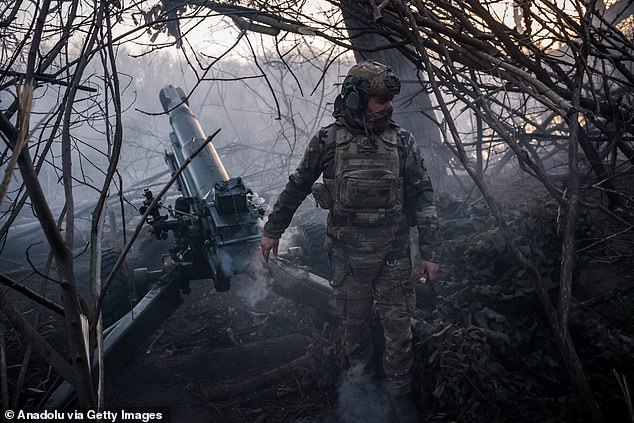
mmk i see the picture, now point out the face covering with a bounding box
[342,104,393,135]
[363,105,393,133]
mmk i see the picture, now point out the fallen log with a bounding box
[201,354,311,402]
[131,332,311,381]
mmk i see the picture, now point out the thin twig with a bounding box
[614,369,634,423]
[0,274,64,316]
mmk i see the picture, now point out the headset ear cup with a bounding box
[345,90,361,112]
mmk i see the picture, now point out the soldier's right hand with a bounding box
[261,236,279,262]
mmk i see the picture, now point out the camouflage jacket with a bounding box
[263,118,439,263]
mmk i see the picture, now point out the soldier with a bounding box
[261,60,439,422]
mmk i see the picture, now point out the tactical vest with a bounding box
[320,125,404,226]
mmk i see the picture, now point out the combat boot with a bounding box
[390,393,421,423]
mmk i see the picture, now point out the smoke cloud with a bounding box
[336,363,392,423]
[235,250,272,308]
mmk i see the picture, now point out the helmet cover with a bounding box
[343,60,401,98]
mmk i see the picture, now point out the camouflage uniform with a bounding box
[263,61,438,396]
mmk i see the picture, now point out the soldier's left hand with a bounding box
[420,260,439,283]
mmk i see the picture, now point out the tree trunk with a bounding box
[340,1,448,190]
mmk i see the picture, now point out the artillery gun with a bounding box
[45,85,268,408]
[141,85,264,291]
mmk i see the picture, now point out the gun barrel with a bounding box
[159,85,229,198]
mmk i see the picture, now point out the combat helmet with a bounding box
[340,60,401,113]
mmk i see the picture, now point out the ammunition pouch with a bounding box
[336,169,401,215]
[312,180,334,209]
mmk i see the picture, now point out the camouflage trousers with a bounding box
[329,254,416,395]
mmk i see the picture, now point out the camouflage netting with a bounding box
[408,193,634,423]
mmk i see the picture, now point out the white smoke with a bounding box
[217,249,235,276]
[235,250,272,308]
[278,225,299,253]
[336,363,393,423]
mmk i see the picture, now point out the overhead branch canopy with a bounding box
[146,0,634,187]
[148,0,634,143]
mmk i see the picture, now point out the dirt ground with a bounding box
[105,269,338,423]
